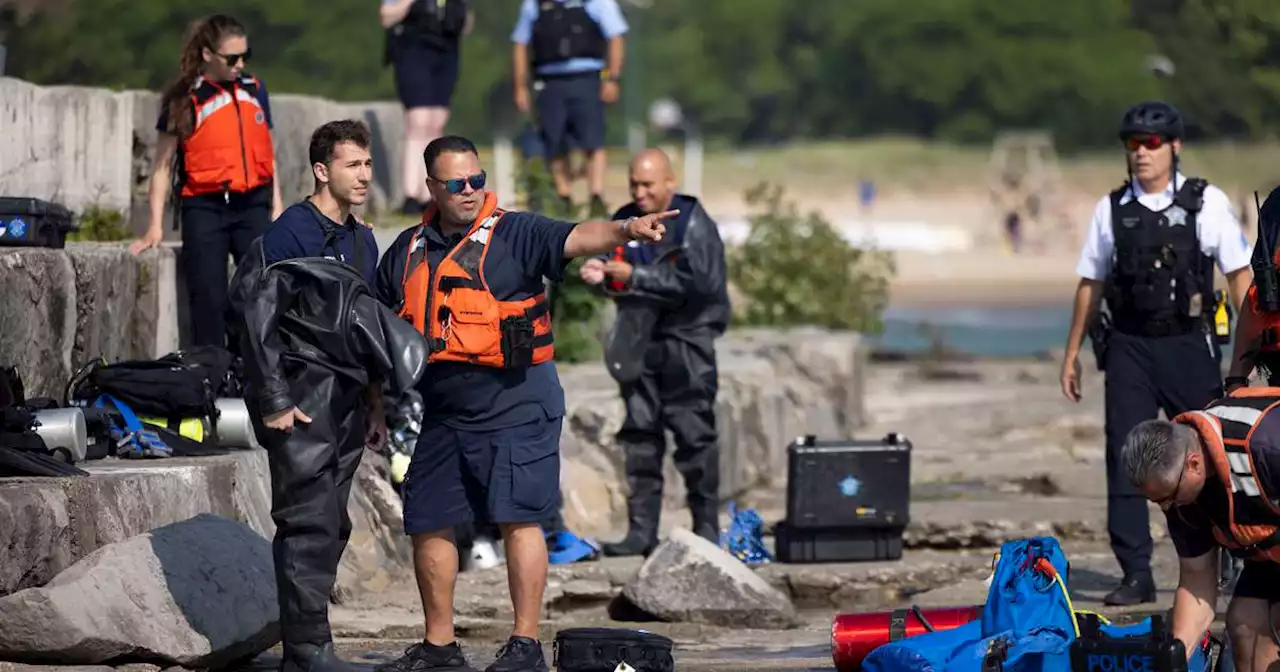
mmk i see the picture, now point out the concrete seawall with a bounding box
[0,76,407,237]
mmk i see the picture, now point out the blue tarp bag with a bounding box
[945,628,1073,672]
[982,537,1076,644]
[862,536,1081,672]
[861,621,983,672]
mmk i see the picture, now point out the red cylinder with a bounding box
[831,605,983,672]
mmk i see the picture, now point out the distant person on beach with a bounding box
[1059,100,1251,607]
[381,0,474,215]
[129,14,284,352]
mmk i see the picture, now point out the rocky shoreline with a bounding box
[1,352,1203,671]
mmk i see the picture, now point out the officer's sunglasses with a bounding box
[1124,135,1167,152]
[430,171,487,195]
[216,49,252,67]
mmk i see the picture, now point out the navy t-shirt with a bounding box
[156,75,274,133]
[262,200,379,286]
[376,210,577,430]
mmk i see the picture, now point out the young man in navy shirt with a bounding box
[374,135,674,672]
[251,119,387,672]
[260,119,383,437]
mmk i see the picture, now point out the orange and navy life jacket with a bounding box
[179,74,275,198]
[1174,387,1280,562]
[397,192,554,368]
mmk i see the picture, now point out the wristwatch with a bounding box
[1225,375,1250,388]
[619,216,636,237]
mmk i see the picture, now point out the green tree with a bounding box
[1132,0,1280,139]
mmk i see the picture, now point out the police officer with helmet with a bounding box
[1060,101,1253,606]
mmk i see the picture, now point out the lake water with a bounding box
[872,305,1072,358]
[874,304,1240,361]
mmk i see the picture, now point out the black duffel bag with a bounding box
[552,628,675,672]
[65,346,239,439]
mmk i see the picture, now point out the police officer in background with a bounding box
[1060,101,1253,606]
[381,0,473,215]
[582,148,730,557]
[510,0,629,217]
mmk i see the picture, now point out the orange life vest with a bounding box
[1174,387,1280,562]
[397,192,555,368]
[180,75,276,198]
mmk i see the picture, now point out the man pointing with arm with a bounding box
[374,135,672,672]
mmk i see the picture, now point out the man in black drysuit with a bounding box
[1059,101,1252,606]
[581,148,730,557]
[229,120,429,672]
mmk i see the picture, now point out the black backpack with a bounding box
[552,628,675,672]
[66,346,240,440]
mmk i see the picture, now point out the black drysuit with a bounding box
[228,240,427,663]
[602,195,730,546]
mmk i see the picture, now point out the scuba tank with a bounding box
[831,605,983,672]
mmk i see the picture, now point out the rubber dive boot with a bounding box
[690,500,721,546]
[601,494,661,557]
[282,642,362,672]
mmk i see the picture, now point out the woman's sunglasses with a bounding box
[431,171,487,194]
[216,49,252,67]
[1124,135,1168,152]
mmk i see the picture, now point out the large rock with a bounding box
[0,250,76,399]
[0,245,178,400]
[622,527,796,629]
[0,452,273,597]
[0,514,278,668]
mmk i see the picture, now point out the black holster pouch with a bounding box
[1088,311,1112,372]
[500,314,535,369]
[552,628,675,672]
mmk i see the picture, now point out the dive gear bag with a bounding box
[552,628,675,672]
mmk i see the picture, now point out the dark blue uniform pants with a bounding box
[180,185,272,349]
[1104,330,1222,578]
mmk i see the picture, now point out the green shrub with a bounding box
[66,205,131,242]
[516,159,605,364]
[727,182,895,333]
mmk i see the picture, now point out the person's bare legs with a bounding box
[412,528,459,645]
[401,106,450,205]
[498,522,548,639]
[587,148,607,199]
[549,155,573,200]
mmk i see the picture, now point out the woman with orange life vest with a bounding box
[129,14,284,349]
[1121,399,1280,672]
[373,135,673,672]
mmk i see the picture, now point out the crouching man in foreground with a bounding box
[229,120,429,672]
[1122,392,1280,672]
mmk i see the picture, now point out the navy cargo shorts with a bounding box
[402,415,563,535]
[535,72,606,159]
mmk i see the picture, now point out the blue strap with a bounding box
[93,394,173,459]
[547,530,601,564]
[720,502,773,566]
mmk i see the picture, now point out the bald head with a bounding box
[628,148,677,214]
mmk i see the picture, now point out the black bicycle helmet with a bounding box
[1118,101,1185,140]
